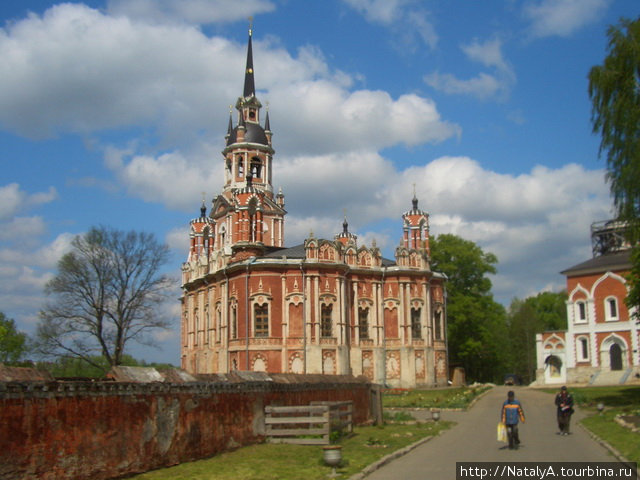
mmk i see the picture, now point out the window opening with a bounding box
[254,304,269,337]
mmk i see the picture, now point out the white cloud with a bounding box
[0,216,47,244]
[524,0,611,38]
[425,38,515,101]
[280,155,611,303]
[104,144,224,211]
[166,226,190,255]
[342,0,438,49]
[462,38,512,75]
[0,4,456,152]
[425,72,503,100]
[0,183,57,220]
[107,0,276,25]
[342,0,409,24]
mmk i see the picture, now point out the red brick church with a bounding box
[536,220,640,386]
[180,28,449,388]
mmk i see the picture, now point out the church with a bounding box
[535,220,639,386]
[180,28,449,388]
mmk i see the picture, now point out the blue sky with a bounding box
[1,0,638,365]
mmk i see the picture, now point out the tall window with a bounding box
[605,297,618,321]
[254,304,269,337]
[231,306,237,339]
[434,308,442,340]
[575,301,587,323]
[411,308,421,339]
[358,307,369,340]
[577,337,589,362]
[237,155,244,177]
[251,157,262,178]
[204,304,210,344]
[194,308,199,345]
[321,304,333,338]
[216,307,222,343]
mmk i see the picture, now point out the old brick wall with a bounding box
[0,375,372,480]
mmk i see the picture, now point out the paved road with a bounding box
[366,386,622,479]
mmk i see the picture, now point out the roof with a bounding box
[262,244,306,259]
[0,364,53,382]
[226,122,269,146]
[561,249,632,277]
[262,243,397,266]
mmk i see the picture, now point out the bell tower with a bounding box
[402,190,430,255]
[208,26,286,262]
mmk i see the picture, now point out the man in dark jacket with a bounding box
[501,390,525,450]
[555,386,574,435]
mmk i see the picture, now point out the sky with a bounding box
[1,0,638,365]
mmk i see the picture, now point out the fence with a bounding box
[265,401,353,445]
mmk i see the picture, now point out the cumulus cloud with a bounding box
[0,4,456,152]
[107,0,276,25]
[104,144,224,211]
[282,155,611,303]
[524,0,611,38]
[425,38,515,101]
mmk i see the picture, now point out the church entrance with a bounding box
[609,343,623,371]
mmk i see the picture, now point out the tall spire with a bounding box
[243,22,256,99]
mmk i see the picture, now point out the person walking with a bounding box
[555,386,574,435]
[501,390,525,450]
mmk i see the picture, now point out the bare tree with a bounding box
[37,226,175,369]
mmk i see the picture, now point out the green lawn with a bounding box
[130,421,453,480]
[542,385,640,464]
[382,385,491,409]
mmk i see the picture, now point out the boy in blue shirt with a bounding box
[501,390,525,450]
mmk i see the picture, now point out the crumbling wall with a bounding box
[0,375,372,480]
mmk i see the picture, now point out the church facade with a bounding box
[180,29,449,388]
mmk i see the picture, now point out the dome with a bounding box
[227,122,269,146]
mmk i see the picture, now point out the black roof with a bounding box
[561,249,632,276]
[261,243,397,266]
[226,122,269,146]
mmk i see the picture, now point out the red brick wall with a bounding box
[0,377,372,480]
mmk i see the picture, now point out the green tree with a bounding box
[0,312,29,364]
[430,234,508,382]
[588,16,640,319]
[506,291,567,383]
[36,226,174,370]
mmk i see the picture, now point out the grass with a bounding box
[382,385,491,409]
[129,421,453,480]
[383,410,416,422]
[582,410,640,464]
[541,385,640,464]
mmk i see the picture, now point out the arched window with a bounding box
[604,297,619,321]
[204,304,210,344]
[202,227,211,257]
[231,305,237,339]
[434,306,443,340]
[251,157,262,178]
[216,307,222,343]
[321,304,333,338]
[411,308,421,339]
[576,336,589,362]
[219,225,226,247]
[575,300,587,323]
[254,304,269,337]
[358,307,369,340]
[193,308,199,345]
[237,155,244,177]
